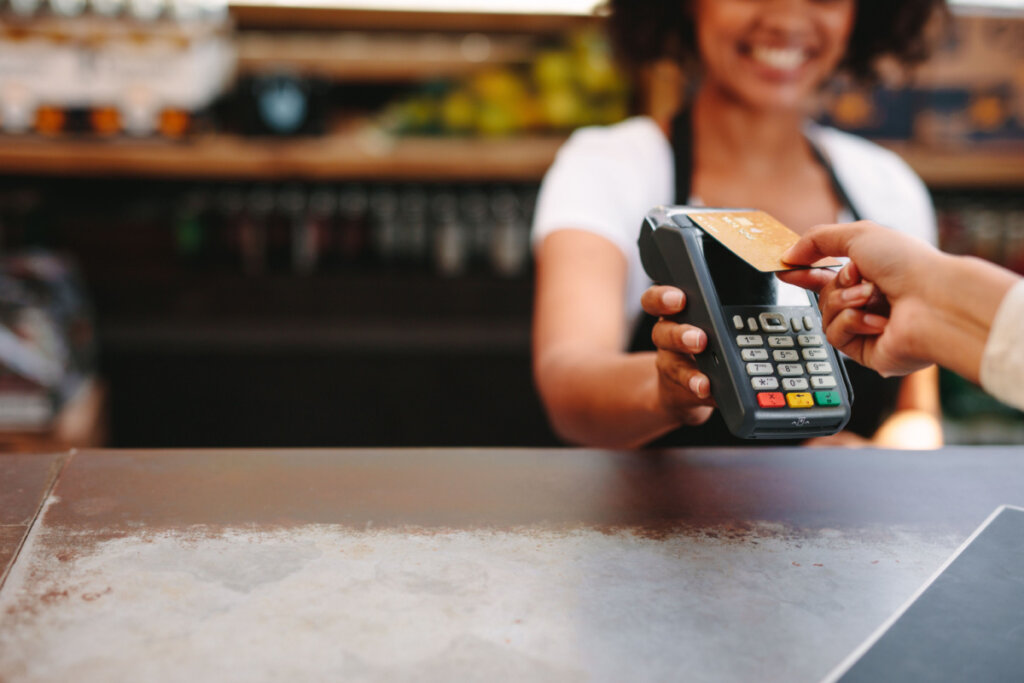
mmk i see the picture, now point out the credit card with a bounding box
[686,210,841,273]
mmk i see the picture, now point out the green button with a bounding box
[815,391,841,406]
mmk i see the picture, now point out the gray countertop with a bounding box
[1,447,1022,682]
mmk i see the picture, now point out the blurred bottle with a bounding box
[240,186,272,276]
[303,186,337,273]
[209,186,240,269]
[431,190,468,278]
[90,0,125,17]
[174,189,208,268]
[1003,206,1024,275]
[8,0,43,18]
[489,187,529,277]
[337,185,369,265]
[397,186,429,265]
[126,0,163,21]
[369,187,399,265]
[169,0,204,23]
[49,0,87,17]
[459,188,491,269]
[262,184,297,273]
[966,205,1005,266]
[200,0,227,23]
[276,184,312,275]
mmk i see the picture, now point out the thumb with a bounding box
[782,222,866,265]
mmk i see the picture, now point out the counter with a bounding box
[1,446,1022,681]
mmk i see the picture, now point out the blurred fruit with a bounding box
[577,53,625,96]
[969,94,1007,131]
[34,107,65,136]
[90,107,122,136]
[476,100,518,137]
[440,89,477,134]
[377,27,629,137]
[832,92,874,128]
[471,67,528,105]
[532,50,575,90]
[159,109,191,138]
[539,85,585,130]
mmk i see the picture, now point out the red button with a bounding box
[757,392,786,408]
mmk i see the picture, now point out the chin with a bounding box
[728,85,817,114]
[714,60,833,113]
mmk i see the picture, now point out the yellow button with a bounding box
[786,392,814,408]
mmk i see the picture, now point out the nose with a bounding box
[754,0,816,36]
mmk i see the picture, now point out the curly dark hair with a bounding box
[602,0,947,84]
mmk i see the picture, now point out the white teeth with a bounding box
[751,46,806,70]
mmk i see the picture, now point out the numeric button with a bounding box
[737,335,764,347]
[807,362,832,374]
[751,377,780,391]
[746,363,774,376]
[798,334,823,347]
[811,375,837,389]
[782,378,809,391]
[768,336,795,348]
[802,348,828,361]
[778,364,804,376]
[741,348,769,361]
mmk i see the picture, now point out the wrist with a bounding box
[917,253,1018,383]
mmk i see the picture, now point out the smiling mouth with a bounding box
[749,46,809,71]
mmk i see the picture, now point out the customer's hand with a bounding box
[777,221,942,377]
[640,286,716,426]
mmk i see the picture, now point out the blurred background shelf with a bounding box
[0,135,1021,186]
[236,31,538,82]
[229,5,597,33]
[0,134,567,181]
[884,144,1024,189]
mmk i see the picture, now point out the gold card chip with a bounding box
[686,210,841,272]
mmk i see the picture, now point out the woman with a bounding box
[531,0,946,449]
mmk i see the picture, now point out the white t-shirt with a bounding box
[532,116,937,333]
[981,280,1024,411]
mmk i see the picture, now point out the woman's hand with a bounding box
[640,286,716,426]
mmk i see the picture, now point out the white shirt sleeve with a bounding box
[532,117,673,255]
[980,279,1024,411]
[531,117,674,328]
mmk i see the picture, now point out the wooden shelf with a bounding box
[237,31,537,81]
[881,143,1024,190]
[0,133,1021,187]
[0,132,566,181]
[229,5,598,34]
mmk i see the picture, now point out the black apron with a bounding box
[629,108,901,447]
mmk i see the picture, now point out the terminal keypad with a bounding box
[739,319,840,409]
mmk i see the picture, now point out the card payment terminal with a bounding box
[638,205,854,439]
